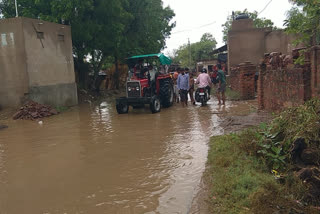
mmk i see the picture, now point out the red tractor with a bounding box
[116,54,174,114]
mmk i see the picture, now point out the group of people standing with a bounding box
[172,64,226,107]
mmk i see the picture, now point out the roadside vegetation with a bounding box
[285,0,320,64]
[208,99,320,213]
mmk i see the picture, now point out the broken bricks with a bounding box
[12,101,59,120]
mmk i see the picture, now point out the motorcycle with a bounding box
[195,87,209,106]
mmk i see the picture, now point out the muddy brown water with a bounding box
[0,99,254,214]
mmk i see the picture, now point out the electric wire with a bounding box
[171,21,216,34]
[258,0,273,15]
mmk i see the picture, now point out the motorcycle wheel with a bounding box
[200,97,205,107]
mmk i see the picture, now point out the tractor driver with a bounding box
[148,65,157,81]
[134,59,144,78]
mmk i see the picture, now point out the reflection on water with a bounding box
[0,99,253,213]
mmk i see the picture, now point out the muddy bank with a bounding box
[220,111,271,134]
[192,99,320,213]
[189,107,272,214]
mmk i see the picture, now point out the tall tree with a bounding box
[222,9,275,43]
[112,0,175,88]
[174,33,217,67]
[285,0,320,46]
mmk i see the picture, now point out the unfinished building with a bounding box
[0,17,78,108]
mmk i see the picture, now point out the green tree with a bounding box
[222,9,275,43]
[174,33,217,67]
[123,0,175,55]
[285,0,320,46]
[112,0,175,88]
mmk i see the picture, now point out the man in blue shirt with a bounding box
[177,68,189,107]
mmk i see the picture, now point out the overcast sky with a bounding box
[162,0,294,55]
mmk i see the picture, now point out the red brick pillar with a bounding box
[258,63,266,110]
[310,45,320,98]
[239,61,256,100]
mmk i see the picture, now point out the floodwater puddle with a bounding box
[0,98,255,213]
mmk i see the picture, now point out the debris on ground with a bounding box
[12,101,58,120]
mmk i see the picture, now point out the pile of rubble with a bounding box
[261,47,309,70]
[13,101,58,120]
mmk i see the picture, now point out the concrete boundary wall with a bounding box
[0,18,29,107]
[0,17,78,108]
[28,82,78,107]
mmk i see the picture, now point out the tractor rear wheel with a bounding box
[116,103,129,114]
[150,96,161,113]
[160,79,174,108]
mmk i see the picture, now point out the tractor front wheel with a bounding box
[116,103,129,114]
[150,96,161,113]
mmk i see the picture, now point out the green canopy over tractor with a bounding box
[127,53,172,65]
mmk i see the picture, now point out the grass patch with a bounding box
[55,106,69,113]
[208,133,274,213]
[208,130,317,213]
[207,99,320,213]
[225,87,241,101]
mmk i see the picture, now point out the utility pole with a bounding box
[188,38,191,68]
[15,0,19,17]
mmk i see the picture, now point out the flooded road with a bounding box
[0,99,253,214]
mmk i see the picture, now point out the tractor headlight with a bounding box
[136,87,140,91]
[128,87,131,91]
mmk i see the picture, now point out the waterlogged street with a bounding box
[0,99,254,214]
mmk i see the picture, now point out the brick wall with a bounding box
[239,62,256,99]
[258,66,311,111]
[232,47,319,111]
[227,62,256,100]
[311,46,320,98]
[228,68,240,92]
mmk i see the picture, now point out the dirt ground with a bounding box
[189,102,272,214]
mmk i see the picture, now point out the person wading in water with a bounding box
[216,64,226,105]
[187,68,196,105]
[177,68,189,107]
